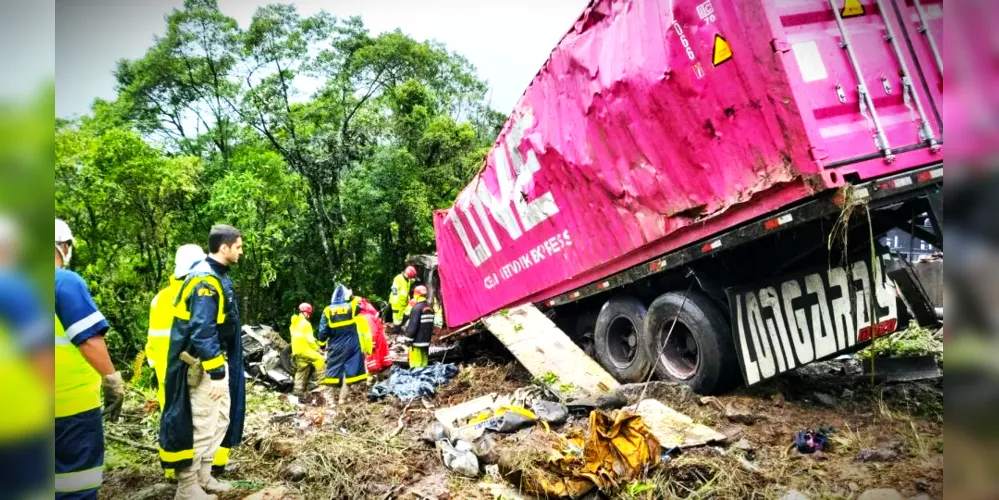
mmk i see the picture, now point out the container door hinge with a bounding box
[771,38,791,53]
[809,147,829,161]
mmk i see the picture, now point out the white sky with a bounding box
[55,0,590,119]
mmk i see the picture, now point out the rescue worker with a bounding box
[0,216,51,498]
[147,244,206,410]
[290,303,324,396]
[389,266,417,329]
[55,218,126,499]
[317,284,368,405]
[160,225,246,500]
[359,298,391,377]
[402,286,435,369]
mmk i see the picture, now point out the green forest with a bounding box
[55,0,507,369]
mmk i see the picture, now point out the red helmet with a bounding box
[413,285,428,297]
[404,266,417,279]
[298,303,313,315]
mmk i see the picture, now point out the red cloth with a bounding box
[359,299,392,372]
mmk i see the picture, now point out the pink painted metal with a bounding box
[434,0,945,327]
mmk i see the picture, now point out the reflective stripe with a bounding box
[345,373,368,384]
[322,377,340,385]
[412,343,430,347]
[323,373,370,385]
[55,466,103,493]
[330,318,356,328]
[174,276,226,324]
[147,328,171,338]
[202,355,225,371]
[213,447,230,467]
[159,448,194,462]
[55,335,72,346]
[64,311,105,341]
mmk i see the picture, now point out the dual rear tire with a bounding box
[591,291,739,394]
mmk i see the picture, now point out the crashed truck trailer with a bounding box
[431,0,944,394]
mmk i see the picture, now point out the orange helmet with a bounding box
[404,266,417,279]
[413,285,428,297]
[299,303,313,315]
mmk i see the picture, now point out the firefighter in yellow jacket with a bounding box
[290,303,324,396]
[147,244,206,410]
[146,244,206,480]
[389,266,416,328]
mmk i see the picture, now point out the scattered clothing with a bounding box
[794,426,833,454]
[368,363,460,401]
[317,285,367,386]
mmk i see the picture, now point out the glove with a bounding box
[102,371,126,422]
[209,378,228,401]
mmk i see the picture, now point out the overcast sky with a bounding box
[54,0,590,119]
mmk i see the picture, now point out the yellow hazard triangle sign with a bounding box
[712,34,733,67]
[841,0,865,18]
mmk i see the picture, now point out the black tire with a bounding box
[645,290,739,395]
[593,295,654,383]
[279,345,296,374]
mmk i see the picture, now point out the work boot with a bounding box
[199,462,233,493]
[175,468,217,500]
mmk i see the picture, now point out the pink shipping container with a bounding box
[434,0,944,328]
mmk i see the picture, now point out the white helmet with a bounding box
[174,244,206,279]
[55,218,74,266]
[55,218,74,244]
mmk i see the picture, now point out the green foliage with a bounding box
[55,2,506,370]
[858,321,943,361]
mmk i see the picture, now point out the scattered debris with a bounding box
[813,392,837,408]
[631,399,725,448]
[700,396,759,425]
[780,489,810,500]
[857,488,904,500]
[368,363,460,401]
[566,391,628,413]
[612,381,697,407]
[529,400,568,425]
[857,442,905,462]
[438,438,480,477]
[794,428,831,454]
[498,410,660,498]
[423,421,448,443]
[122,483,173,500]
[282,460,308,482]
[862,355,943,383]
[732,438,754,452]
[242,486,300,500]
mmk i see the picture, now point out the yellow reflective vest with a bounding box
[0,321,49,440]
[389,273,412,312]
[290,313,322,360]
[55,315,101,418]
[147,278,182,409]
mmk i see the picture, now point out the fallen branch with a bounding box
[107,433,157,452]
[270,411,298,423]
[389,401,414,438]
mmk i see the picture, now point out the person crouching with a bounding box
[316,284,367,405]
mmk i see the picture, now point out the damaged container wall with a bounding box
[434,0,945,327]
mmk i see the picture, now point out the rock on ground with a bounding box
[780,489,809,500]
[243,486,301,500]
[857,489,904,500]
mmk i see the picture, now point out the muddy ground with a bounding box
[101,348,943,500]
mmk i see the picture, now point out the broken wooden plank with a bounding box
[632,399,726,449]
[482,304,619,398]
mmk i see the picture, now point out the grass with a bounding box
[858,320,943,360]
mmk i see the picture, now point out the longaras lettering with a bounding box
[730,255,898,386]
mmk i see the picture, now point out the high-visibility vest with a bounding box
[55,315,101,418]
[290,313,322,357]
[0,321,49,439]
[389,274,411,311]
[147,278,181,408]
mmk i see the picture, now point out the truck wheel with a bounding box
[645,290,738,395]
[594,296,654,383]
[279,345,297,374]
